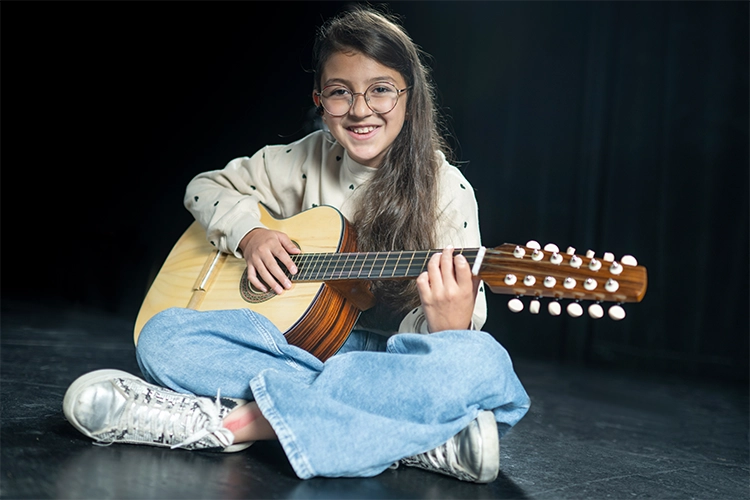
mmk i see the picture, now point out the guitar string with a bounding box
[286,249,483,282]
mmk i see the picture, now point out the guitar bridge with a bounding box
[187,250,228,309]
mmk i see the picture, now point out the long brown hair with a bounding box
[313,5,452,328]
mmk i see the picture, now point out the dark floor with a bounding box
[1,299,748,500]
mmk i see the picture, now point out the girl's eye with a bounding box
[325,87,351,98]
[371,85,396,95]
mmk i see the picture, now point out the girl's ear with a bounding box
[312,91,325,116]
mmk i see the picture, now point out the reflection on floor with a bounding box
[1,300,747,499]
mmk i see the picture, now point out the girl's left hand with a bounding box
[416,247,481,333]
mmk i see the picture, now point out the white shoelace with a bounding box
[404,438,476,482]
[115,390,234,450]
[411,439,454,470]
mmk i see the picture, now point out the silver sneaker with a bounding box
[401,410,500,483]
[63,369,253,452]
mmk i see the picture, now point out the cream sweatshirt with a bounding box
[184,130,487,335]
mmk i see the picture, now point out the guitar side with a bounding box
[134,205,362,361]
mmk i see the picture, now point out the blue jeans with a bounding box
[135,307,530,479]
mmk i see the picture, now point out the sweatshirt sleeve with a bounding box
[184,146,286,258]
[397,159,488,334]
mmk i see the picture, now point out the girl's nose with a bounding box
[348,93,372,117]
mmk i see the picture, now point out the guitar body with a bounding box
[134,205,363,361]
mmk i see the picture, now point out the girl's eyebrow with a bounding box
[323,76,397,87]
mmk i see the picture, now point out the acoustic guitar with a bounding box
[134,204,648,361]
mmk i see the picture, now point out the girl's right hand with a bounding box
[238,228,300,295]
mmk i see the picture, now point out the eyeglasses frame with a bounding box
[315,81,410,117]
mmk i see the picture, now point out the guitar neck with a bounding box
[286,243,647,305]
[288,248,481,282]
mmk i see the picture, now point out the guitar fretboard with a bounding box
[287,249,482,281]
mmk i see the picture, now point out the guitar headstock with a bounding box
[477,240,648,320]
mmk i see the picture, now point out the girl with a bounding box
[63,5,530,483]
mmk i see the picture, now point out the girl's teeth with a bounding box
[352,126,376,134]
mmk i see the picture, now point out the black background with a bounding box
[3,1,748,382]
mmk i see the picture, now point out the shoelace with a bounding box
[116,389,234,450]
[410,439,454,470]
[404,437,476,482]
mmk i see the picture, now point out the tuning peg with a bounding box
[543,243,560,253]
[588,258,602,271]
[604,279,619,293]
[621,255,638,266]
[583,278,598,291]
[523,275,536,286]
[603,252,615,262]
[513,246,526,258]
[504,274,518,285]
[563,277,576,289]
[566,246,576,255]
[608,304,626,320]
[508,298,524,313]
[567,302,583,317]
[543,276,556,288]
[586,250,595,258]
[588,303,604,319]
[550,252,563,265]
[529,299,541,314]
[531,249,544,261]
[548,300,562,316]
[609,261,623,275]
[569,255,583,268]
[526,240,541,250]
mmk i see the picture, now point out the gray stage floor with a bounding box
[1,300,747,499]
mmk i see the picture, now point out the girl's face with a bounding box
[314,51,408,168]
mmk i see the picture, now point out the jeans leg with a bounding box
[251,329,530,479]
[135,307,323,400]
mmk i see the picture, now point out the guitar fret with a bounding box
[346,253,357,279]
[356,252,368,278]
[310,253,326,281]
[325,253,335,280]
[376,252,388,278]
[394,251,412,276]
[306,253,321,281]
[345,253,356,279]
[390,252,402,277]
[291,254,303,281]
[336,253,352,280]
[404,251,416,277]
[367,252,379,278]
[422,251,433,275]
[323,253,335,280]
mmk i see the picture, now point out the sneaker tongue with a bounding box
[75,382,127,433]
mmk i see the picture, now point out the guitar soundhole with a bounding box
[239,270,276,304]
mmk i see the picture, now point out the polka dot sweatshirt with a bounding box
[184,130,487,335]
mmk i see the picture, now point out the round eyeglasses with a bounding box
[316,82,409,117]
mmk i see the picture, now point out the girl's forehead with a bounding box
[321,51,406,87]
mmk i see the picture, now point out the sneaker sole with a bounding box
[474,410,500,483]
[62,369,253,453]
